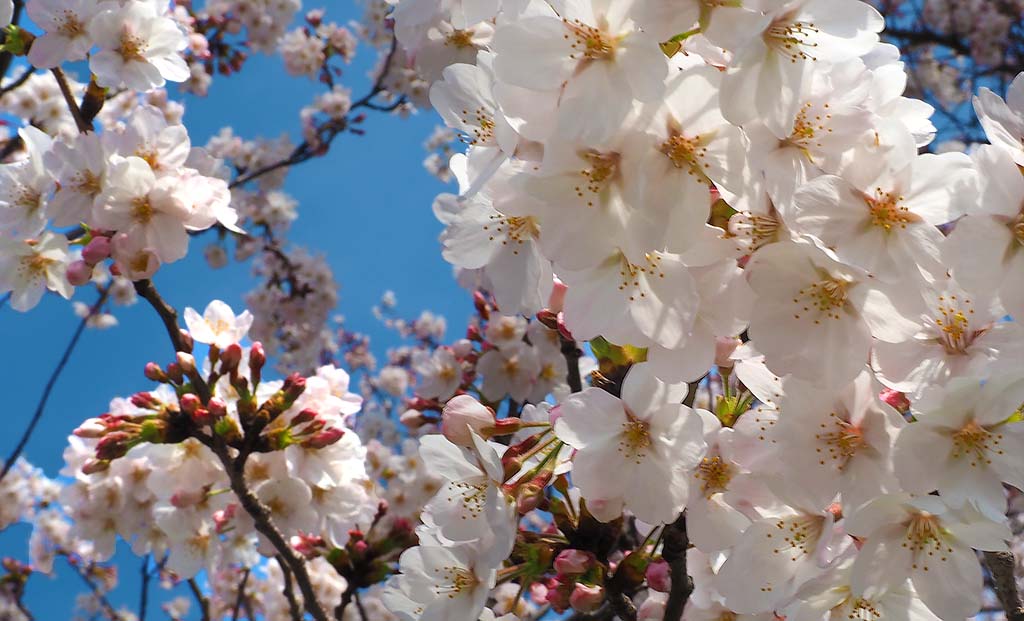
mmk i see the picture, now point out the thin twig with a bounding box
[187,577,211,621]
[138,556,151,621]
[354,591,369,621]
[231,569,251,621]
[228,33,403,190]
[0,286,109,482]
[68,558,121,621]
[984,550,1024,621]
[0,66,34,96]
[276,555,304,621]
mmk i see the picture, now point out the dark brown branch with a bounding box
[984,551,1024,621]
[561,338,583,393]
[51,67,90,133]
[0,286,110,482]
[275,555,304,621]
[212,442,329,621]
[662,516,693,621]
[133,278,211,402]
[187,577,211,621]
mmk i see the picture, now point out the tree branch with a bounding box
[212,442,329,621]
[51,67,90,133]
[662,515,693,621]
[984,550,1024,621]
[133,278,211,402]
[561,338,583,393]
[187,577,211,621]
[276,555,304,621]
[0,286,109,482]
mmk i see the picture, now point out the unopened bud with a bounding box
[205,396,226,417]
[548,276,567,314]
[82,236,111,264]
[554,549,594,576]
[66,260,92,286]
[73,418,107,438]
[144,362,168,383]
[166,362,184,384]
[95,431,134,461]
[249,342,266,385]
[291,408,318,426]
[400,408,428,429]
[304,427,345,449]
[130,392,161,410]
[282,373,306,402]
[441,395,495,447]
[176,352,196,374]
[170,488,206,508]
[220,343,242,374]
[473,290,490,320]
[179,393,201,415]
[81,459,110,475]
[646,559,670,592]
[569,583,604,613]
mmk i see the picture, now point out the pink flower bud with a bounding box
[249,342,266,382]
[441,395,494,447]
[176,351,196,374]
[131,392,161,409]
[304,427,345,449]
[73,418,107,438]
[66,260,92,286]
[144,362,167,383]
[166,363,184,384]
[283,373,306,401]
[714,336,742,369]
[545,581,571,613]
[207,397,227,419]
[82,459,110,475]
[548,276,568,313]
[291,408,318,425]
[554,550,593,576]
[179,393,201,415]
[170,488,206,508]
[82,236,111,264]
[399,409,427,429]
[569,583,604,613]
[646,559,671,592]
[220,343,242,374]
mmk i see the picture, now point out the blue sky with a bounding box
[0,3,469,617]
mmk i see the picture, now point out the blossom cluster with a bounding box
[0,102,238,309]
[62,300,383,579]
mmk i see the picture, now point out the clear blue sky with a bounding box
[0,3,468,617]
